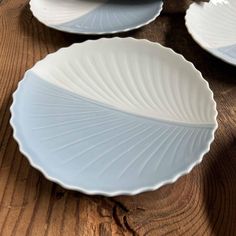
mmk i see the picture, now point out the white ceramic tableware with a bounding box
[10,38,218,196]
[30,0,163,34]
[186,0,236,65]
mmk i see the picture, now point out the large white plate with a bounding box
[186,0,236,66]
[10,38,218,196]
[30,0,163,34]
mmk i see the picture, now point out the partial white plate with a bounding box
[30,0,163,35]
[186,0,236,66]
[10,38,218,196]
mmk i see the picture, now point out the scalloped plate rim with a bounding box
[29,0,164,35]
[10,37,218,196]
[185,2,236,66]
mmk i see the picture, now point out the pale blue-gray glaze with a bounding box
[218,44,236,59]
[56,0,163,33]
[12,72,215,192]
[210,44,236,66]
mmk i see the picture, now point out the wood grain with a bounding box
[0,0,236,235]
[163,0,209,13]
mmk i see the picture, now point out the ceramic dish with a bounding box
[186,0,236,66]
[29,0,163,34]
[10,38,218,196]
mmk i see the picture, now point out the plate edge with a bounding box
[9,37,219,196]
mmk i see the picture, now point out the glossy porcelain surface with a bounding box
[186,0,236,66]
[30,0,163,34]
[10,38,218,196]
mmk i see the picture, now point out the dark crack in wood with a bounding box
[123,216,137,236]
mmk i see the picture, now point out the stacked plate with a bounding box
[11,0,232,196]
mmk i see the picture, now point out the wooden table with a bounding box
[0,0,236,235]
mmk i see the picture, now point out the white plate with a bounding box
[10,38,218,196]
[186,0,236,66]
[30,0,163,34]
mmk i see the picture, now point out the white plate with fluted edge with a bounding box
[10,38,218,196]
[29,0,163,35]
[186,0,236,66]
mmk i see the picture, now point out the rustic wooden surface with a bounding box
[0,0,236,235]
[163,0,208,13]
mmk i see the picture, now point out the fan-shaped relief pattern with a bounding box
[30,0,163,34]
[186,0,236,65]
[14,73,215,192]
[31,41,216,125]
[186,0,236,48]
[30,0,106,25]
[11,39,217,195]
[57,0,163,33]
